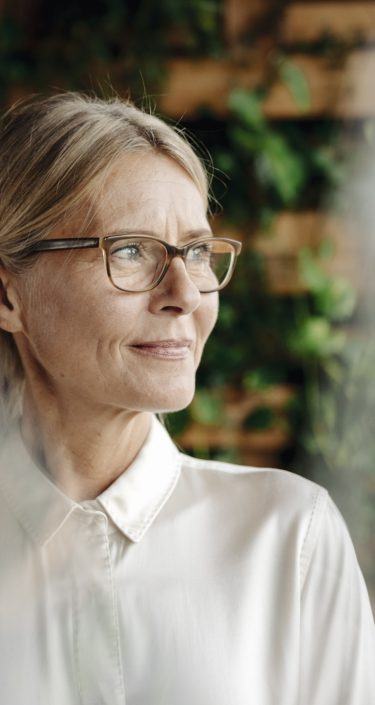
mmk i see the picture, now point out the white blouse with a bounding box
[0,415,373,705]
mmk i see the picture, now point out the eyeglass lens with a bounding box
[107,238,235,292]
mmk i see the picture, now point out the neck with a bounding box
[20,385,152,501]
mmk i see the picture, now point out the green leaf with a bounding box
[190,389,224,425]
[315,276,357,321]
[258,206,277,231]
[299,249,357,320]
[229,125,264,152]
[214,150,237,175]
[244,405,275,430]
[299,248,328,292]
[218,302,236,328]
[256,133,305,204]
[243,367,283,391]
[311,147,346,185]
[228,89,265,130]
[288,317,346,359]
[278,56,310,111]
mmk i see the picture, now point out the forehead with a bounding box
[93,152,207,232]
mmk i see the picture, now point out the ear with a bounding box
[0,264,24,334]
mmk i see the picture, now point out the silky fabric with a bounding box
[0,415,373,705]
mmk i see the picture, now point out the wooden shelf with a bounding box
[175,385,296,467]
[176,424,291,451]
[215,211,361,295]
[160,49,375,118]
[280,2,375,44]
[225,1,375,45]
[222,384,296,424]
[255,211,360,294]
[175,424,292,467]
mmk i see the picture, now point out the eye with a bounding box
[190,242,211,260]
[111,242,144,261]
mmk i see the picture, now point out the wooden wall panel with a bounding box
[217,212,360,295]
[281,2,375,44]
[161,49,375,118]
[224,1,375,45]
[224,0,265,46]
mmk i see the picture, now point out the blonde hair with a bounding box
[0,92,210,426]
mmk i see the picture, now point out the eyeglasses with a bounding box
[25,234,242,293]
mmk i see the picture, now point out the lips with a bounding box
[129,339,193,360]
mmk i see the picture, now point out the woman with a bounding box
[0,93,373,705]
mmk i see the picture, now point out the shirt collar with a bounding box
[0,415,181,546]
[96,415,181,542]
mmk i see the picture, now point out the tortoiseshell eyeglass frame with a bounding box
[24,234,242,293]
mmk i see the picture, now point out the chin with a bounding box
[134,382,195,414]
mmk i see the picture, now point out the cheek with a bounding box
[37,292,146,370]
[196,293,219,347]
[21,270,110,360]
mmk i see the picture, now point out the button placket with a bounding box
[72,512,125,705]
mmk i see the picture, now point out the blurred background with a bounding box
[0,0,374,606]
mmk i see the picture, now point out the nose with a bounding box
[148,256,201,314]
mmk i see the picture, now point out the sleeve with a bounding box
[298,493,375,704]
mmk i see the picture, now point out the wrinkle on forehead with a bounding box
[100,196,206,231]
[92,154,208,237]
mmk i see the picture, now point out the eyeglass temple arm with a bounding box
[27,236,242,255]
[27,238,100,253]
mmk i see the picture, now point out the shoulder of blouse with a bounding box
[178,450,330,590]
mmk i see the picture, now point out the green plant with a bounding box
[168,70,356,452]
[0,0,372,598]
[0,0,224,102]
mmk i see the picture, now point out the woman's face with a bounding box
[14,152,219,414]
